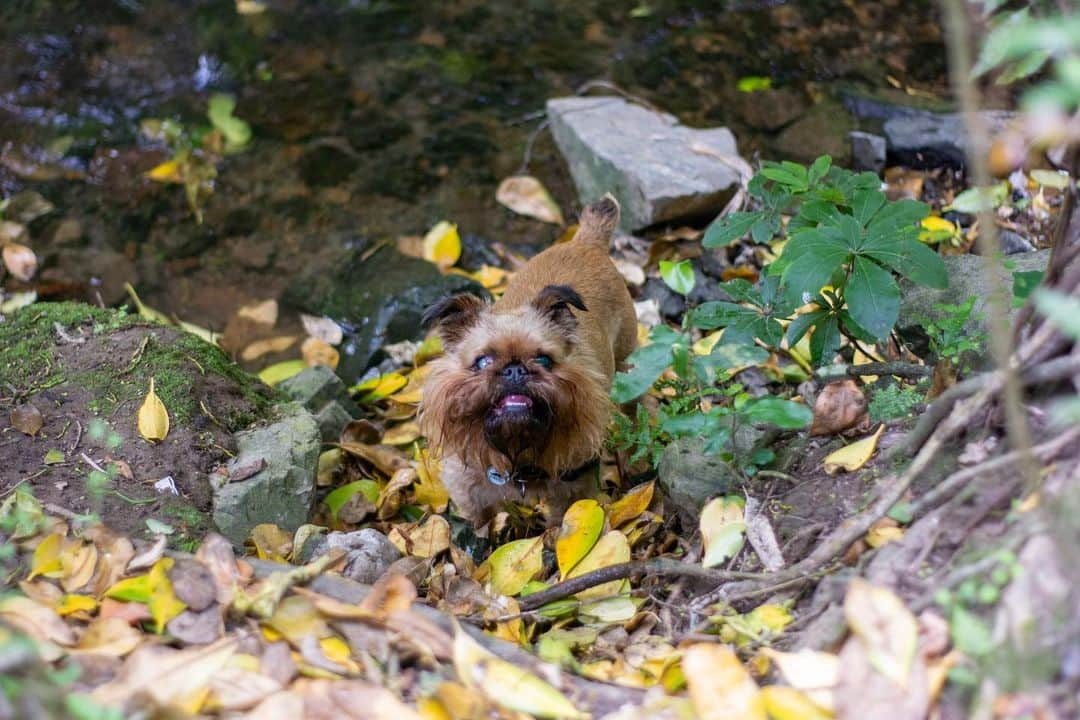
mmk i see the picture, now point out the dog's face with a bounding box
[420,285,607,476]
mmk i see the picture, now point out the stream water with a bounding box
[1,0,949,352]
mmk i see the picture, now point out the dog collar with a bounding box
[486,459,600,494]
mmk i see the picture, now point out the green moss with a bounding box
[1,302,276,431]
[0,302,136,390]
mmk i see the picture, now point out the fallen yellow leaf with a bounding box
[258,359,307,386]
[423,221,461,270]
[760,648,838,714]
[822,424,885,475]
[28,533,63,580]
[146,159,183,182]
[556,499,605,579]
[453,621,586,719]
[486,536,544,597]
[844,578,918,689]
[137,378,170,443]
[607,481,655,528]
[760,685,832,720]
[301,336,340,369]
[411,448,449,513]
[683,643,765,720]
[700,496,746,567]
[566,530,630,600]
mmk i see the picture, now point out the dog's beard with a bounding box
[482,390,554,468]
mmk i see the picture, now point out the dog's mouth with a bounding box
[496,394,533,413]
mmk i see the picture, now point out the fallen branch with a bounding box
[246,559,646,717]
[516,558,766,612]
[815,361,932,381]
[909,427,1080,520]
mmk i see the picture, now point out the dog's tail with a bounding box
[572,193,620,248]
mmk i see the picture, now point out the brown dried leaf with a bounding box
[195,533,240,607]
[11,403,44,436]
[2,241,38,281]
[301,337,340,369]
[240,335,298,361]
[809,379,867,436]
[71,617,142,657]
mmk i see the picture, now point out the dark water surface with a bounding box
[0,0,948,332]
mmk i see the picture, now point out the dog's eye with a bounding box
[473,355,494,371]
[534,354,553,369]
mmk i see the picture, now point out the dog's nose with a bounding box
[502,362,529,384]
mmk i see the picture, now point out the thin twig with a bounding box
[814,361,933,381]
[942,0,1039,489]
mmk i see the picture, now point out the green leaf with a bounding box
[691,301,756,330]
[207,93,252,152]
[851,189,887,227]
[737,76,772,92]
[703,343,770,371]
[611,341,676,402]
[703,211,764,248]
[717,278,761,305]
[760,165,808,192]
[659,259,695,296]
[809,313,841,366]
[846,256,901,340]
[864,237,948,289]
[950,606,995,657]
[808,155,832,185]
[944,184,1008,214]
[324,480,380,520]
[786,309,825,347]
[779,231,850,300]
[1012,269,1044,305]
[865,198,929,239]
[740,397,812,429]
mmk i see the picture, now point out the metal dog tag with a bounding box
[486,467,508,486]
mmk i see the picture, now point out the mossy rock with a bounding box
[0,302,277,546]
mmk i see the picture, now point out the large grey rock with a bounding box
[773,100,856,167]
[304,529,403,585]
[883,110,1016,166]
[898,250,1050,341]
[212,402,321,546]
[657,436,744,527]
[547,96,742,231]
[850,131,887,174]
[278,365,359,441]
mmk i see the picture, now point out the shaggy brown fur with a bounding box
[420,195,637,525]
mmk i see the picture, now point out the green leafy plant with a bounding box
[868,384,923,423]
[610,260,812,469]
[917,297,987,373]
[140,93,253,223]
[704,156,949,366]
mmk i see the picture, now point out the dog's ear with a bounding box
[532,284,587,339]
[422,292,486,347]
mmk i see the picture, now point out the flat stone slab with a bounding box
[883,110,1016,166]
[547,96,743,231]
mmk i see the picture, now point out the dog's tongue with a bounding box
[499,394,533,410]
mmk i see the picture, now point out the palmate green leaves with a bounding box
[776,187,944,344]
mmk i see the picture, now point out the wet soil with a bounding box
[0,303,275,542]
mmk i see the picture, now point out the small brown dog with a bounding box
[419,195,637,525]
